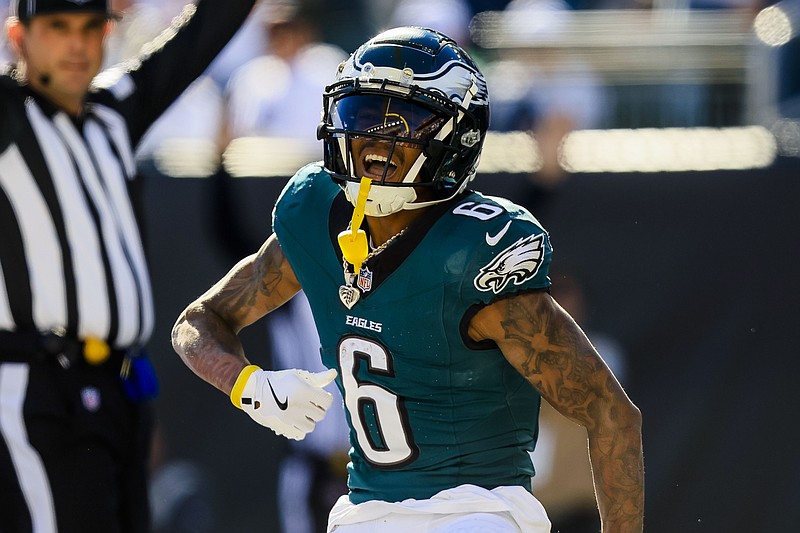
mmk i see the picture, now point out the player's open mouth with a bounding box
[363,153,399,179]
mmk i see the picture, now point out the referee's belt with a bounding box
[0,329,120,368]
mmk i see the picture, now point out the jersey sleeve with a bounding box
[272,162,338,283]
[457,194,553,307]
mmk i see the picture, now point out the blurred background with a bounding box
[4,0,799,531]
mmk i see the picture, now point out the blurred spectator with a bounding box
[779,42,800,119]
[531,267,628,533]
[135,75,225,171]
[648,0,764,128]
[468,0,516,11]
[386,0,473,45]
[362,0,397,34]
[313,0,372,54]
[775,0,800,118]
[0,0,10,63]
[388,0,608,209]
[223,0,347,153]
[483,0,608,211]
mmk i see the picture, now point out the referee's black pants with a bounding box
[0,354,152,533]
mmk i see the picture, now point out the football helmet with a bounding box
[318,26,490,217]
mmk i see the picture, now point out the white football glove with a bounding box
[230,365,338,441]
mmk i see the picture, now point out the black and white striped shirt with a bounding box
[0,0,256,349]
[0,83,153,348]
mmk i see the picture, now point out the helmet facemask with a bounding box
[323,79,472,216]
[320,75,486,217]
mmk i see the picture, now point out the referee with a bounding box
[0,0,256,531]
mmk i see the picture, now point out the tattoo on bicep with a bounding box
[500,296,603,423]
[214,246,288,319]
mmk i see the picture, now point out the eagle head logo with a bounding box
[474,234,545,294]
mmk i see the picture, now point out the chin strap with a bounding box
[338,176,372,272]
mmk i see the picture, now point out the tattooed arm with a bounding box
[171,233,301,395]
[469,290,644,533]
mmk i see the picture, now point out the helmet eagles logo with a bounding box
[474,234,546,294]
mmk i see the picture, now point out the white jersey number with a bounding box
[338,336,418,468]
[453,201,504,221]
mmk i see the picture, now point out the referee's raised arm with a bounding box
[0,1,255,531]
[93,0,257,146]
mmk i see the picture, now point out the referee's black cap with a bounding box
[11,0,118,22]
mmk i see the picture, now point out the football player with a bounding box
[172,26,643,532]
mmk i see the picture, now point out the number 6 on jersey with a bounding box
[338,336,419,468]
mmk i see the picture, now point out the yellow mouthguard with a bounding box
[338,177,372,271]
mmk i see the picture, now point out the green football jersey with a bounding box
[273,163,553,504]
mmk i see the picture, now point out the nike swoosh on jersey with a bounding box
[268,379,289,410]
[485,220,512,246]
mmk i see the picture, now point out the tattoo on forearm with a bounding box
[499,295,644,531]
[174,238,296,394]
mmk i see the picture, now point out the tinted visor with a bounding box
[330,94,449,140]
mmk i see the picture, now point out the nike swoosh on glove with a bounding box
[230,365,338,440]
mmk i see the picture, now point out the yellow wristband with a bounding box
[230,364,261,409]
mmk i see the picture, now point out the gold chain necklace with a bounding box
[365,228,407,262]
[339,228,406,309]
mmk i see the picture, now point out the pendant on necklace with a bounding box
[338,284,360,309]
[357,265,373,292]
[338,227,405,309]
[339,269,360,309]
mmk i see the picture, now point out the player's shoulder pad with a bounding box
[447,192,548,240]
[449,192,552,298]
[273,161,336,226]
[275,161,331,205]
